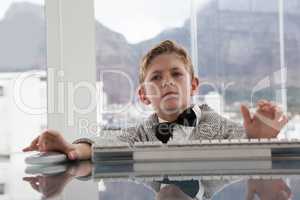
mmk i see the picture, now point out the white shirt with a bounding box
[157,105,202,142]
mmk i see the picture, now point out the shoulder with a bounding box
[196,103,219,122]
[118,113,158,143]
[198,103,212,112]
[124,113,158,133]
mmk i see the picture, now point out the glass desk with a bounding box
[1,153,300,200]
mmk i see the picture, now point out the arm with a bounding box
[22,127,140,161]
[23,129,92,160]
[197,104,246,140]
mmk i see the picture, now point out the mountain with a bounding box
[94,22,139,103]
[135,1,300,90]
[0,1,300,104]
[0,2,46,71]
[0,2,138,103]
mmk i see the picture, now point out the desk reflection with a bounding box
[23,160,300,200]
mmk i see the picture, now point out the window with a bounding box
[0,0,46,155]
[195,0,282,119]
[284,0,300,138]
[94,0,300,139]
[195,0,300,138]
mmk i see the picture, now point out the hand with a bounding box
[23,160,93,198]
[22,129,86,160]
[23,173,72,198]
[246,179,292,200]
[67,161,93,177]
[240,100,288,138]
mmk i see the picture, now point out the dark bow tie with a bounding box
[159,178,200,198]
[155,107,197,143]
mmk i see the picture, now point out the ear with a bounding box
[138,85,151,105]
[191,76,200,96]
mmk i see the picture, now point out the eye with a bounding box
[151,74,161,81]
[172,71,183,77]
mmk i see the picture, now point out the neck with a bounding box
[157,112,180,122]
[157,105,191,122]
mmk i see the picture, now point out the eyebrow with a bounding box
[170,66,182,71]
[149,66,184,77]
[151,66,181,73]
[149,70,162,76]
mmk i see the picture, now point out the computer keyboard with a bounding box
[133,138,300,147]
[93,138,300,163]
[95,137,300,146]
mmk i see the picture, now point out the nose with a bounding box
[161,73,175,88]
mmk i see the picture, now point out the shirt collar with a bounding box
[158,104,201,124]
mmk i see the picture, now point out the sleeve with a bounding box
[72,124,148,147]
[72,137,95,145]
[117,127,143,146]
[196,105,247,140]
[217,112,247,139]
[200,179,243,200]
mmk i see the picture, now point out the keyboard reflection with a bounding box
[22,159,300,200]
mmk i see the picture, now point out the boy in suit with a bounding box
[23,40,288,160]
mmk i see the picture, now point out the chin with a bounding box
[161,101,181,113]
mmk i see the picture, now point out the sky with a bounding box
[0,0,43,19]
[0,0,210,43]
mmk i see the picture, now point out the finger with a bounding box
[38,136,47,152]
[31,181,40,191]
[25,177,40,191]
[240,105,252,127]
[23,136,39,152]
[38,133,52,152]
[67,150,78,160]
[39,140,48,152]
[22,146,36,152]
[257,100,274,112]
[257,105,269,114]
[23,177,37,182]
[279,115,289,127]
[257,99,269,106]
[274,106,283,121]
[257,103,277,119]
[261,104,272,112]
[258,101,274,111]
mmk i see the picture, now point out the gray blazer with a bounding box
[118,104,247,145]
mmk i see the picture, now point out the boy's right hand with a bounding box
[22,129,83,160]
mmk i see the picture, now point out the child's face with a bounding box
[139,53,199,116]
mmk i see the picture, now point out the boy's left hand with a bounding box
[240,100,288,139]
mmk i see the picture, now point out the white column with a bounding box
[46,0,97,142]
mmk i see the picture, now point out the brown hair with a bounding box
[139,40,194,84]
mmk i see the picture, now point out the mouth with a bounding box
[162,91,178,98]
